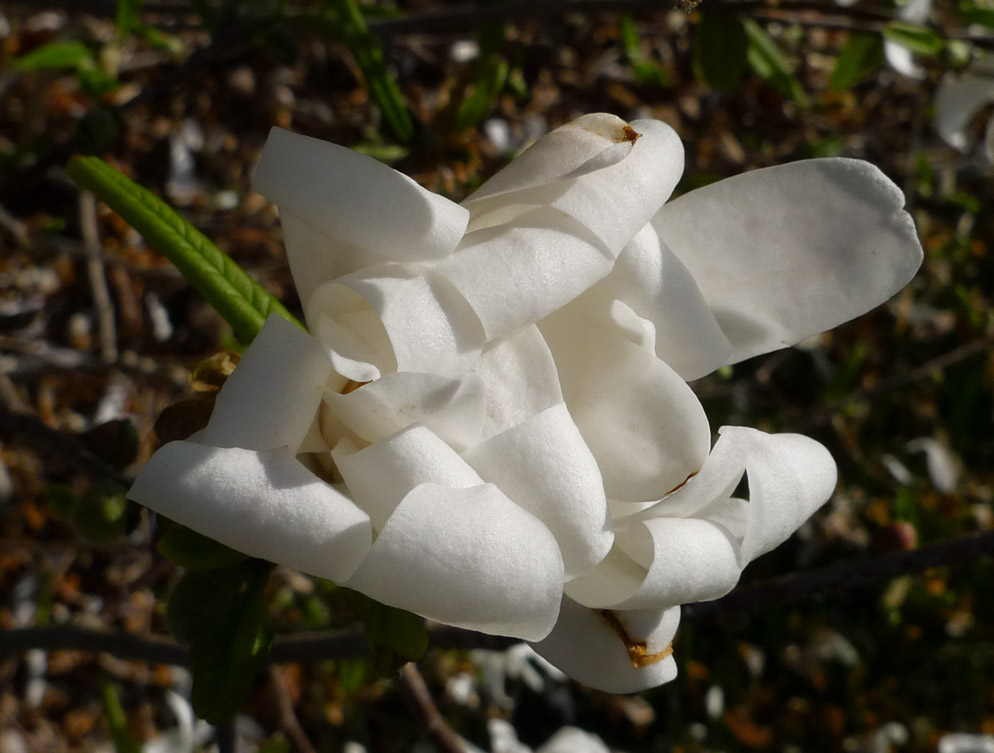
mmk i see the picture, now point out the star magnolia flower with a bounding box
[129,114,923,693]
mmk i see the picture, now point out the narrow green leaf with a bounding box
[353,591,428,676]
[693,13,748,91]
[744,20,809,108]
[157,521,249,570]
[168,561,275,724]
[884,22,945,56]
[958,1,994,28]
[620,15,671,86]
[455,57,510,132]
[332,0,415,144]
[115,0,144,40]
[99,678,142,753]
[66,156,302,344]
[12,40,94,72]
[829,33,884,91]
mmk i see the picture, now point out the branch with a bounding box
[684,528,994,621]
[2,530,991,666]
[398,663,467,753]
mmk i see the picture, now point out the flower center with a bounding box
[599,609,675,669]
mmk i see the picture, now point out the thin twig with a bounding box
[833,335,994,408]
[2,530,992,667]
[269,666,319,753]
[398,663,466,753]
[684,528,994,621]
[80,190,119,365]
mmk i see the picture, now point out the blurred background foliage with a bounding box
[0,0,993,752]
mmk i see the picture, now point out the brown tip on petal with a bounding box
[600,610,676,669]
[622,125,642,144]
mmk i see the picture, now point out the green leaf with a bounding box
[72,480,131,545]
[99,678,142,753]
[12,41,94,72]
[958,1,994,28]
[884,22,945,56]
[168,561,275,724]
[829,33,884,91]
[620,15,671,86]
[455,57,510,132]
[116,0,144,40]
[157,521,249,570]
[66,156,302,344]
[332,0,415,144]
[744,20,809,108]
[353,591,428,676]
[693,13,748,91]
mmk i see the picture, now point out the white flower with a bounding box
[934,56,994,156]
[885,0,932,79]
[129,114,923,693]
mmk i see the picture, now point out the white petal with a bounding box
[465,114,648,202]
[129,442,371,582]
[563,544,646,608]
[612,518,743,608]
[254,129,468,284]
[572,225,733,380]
[332,425,483,531]
[541,309,710,502]
[470,324,563,440]
[277,212,387,310]
[530,597,679,693]
[437,208,616,340]
[199,315,331,453]
[466,117,684,256]
[885,40,926,80]
[463,403,613,579]
[309,264,485,380]
[654,159,923,366]
[718,426,837,565]
[345,483,564,641]
[324,371,486,451]
[935,65,994,152]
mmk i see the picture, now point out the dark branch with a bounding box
[3,530,992,666]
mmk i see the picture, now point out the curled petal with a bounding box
[531,597,679,694]
[584,225,733,380]
[465,113,655,202]
[254,128,469,305]
[723,427,837,564]
[654,159,923,366]
[324,371,486,451]
[613,518,742,608]
[541,310,710,502]
[438,208,616,340]
[310,264,485,381]
[332,425,483,531]
[470,324,563,440]
[466,116,684,256]
[345,483,564,641]
[128,443,371,582]
[463,403,614,579]
[199,315,331,453]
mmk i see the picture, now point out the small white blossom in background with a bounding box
[130,113,923,692]
[906,437,961,494]
[939,733,994,753]
[885,0,932,79]
[934,56,994,158]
